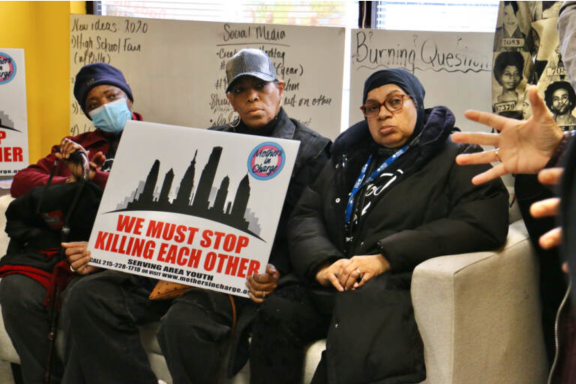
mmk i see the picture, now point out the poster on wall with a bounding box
[70,14,345,140]
[87,121,299,297]
[0,49,29,175]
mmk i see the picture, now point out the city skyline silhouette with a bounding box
[110,146,262,239]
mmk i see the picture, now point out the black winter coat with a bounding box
[0,181,103,285]
[211,107,332,376]
[287,107,509,384]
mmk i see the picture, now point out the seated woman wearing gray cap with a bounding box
[249,68,509,384]
[155,48,331,383]
[61,48,331,384]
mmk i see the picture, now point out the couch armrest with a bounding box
[411,220,548,384]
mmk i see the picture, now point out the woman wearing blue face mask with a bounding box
[2,63,142,384]
[87,88,134,135]
[11,63,142,198]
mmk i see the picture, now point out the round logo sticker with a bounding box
[248,142,285,180]
[0,52,16,85]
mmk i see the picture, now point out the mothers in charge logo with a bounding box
[0,52,16,84]
[248,142,285,180]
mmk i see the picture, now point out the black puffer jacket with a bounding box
[287,106,509,384]
[289,106,509,281]
[211,107,332,376]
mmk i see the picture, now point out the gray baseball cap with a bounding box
[225,49,278,92]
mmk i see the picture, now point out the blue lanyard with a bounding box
[345,144,409,224]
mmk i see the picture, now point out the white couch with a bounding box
[0,194,548,384]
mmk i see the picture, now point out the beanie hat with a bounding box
[73,63,133,118]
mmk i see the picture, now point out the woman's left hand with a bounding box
[62,241,99,275]
[338,254,390,291]
[246,264,280,303]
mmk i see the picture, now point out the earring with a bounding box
[229,111,241,129]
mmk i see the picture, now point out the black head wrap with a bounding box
[362,68,426,143]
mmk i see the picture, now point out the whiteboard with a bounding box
[349,29,494,133]
[70,15,345,140]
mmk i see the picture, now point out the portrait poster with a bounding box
[87,121,299,297]
[0,49,29,175]
[491,1,576,129]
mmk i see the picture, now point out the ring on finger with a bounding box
[494,149,501,162]
[70,264,76,273]
[262,291,266,299]
[355,268,363,280]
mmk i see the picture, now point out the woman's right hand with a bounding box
[56,139,105,182]
[56,138,89,180]
[316,259,348,292]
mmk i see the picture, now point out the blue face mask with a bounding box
[89,98,132,134]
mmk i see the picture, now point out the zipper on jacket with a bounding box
[338,155,350,254]
[347,191,369,257]
[547,280,571,384]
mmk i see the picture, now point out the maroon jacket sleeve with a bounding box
[11,143,70,198]
[11,116,145,198]
[10,132,112,198]
[91,170,109,190]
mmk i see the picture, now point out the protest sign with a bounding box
[87,121,299,297]
[0,49,29,175]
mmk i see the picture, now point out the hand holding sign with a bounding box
[246,263,279,303]
[63,241,100,275]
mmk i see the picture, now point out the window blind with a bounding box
[100,1,359,28]
[373,0,499,32]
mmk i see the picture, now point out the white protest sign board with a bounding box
[87,121,299,297]
[0,49,29,174]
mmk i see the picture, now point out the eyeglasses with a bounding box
[360,94,411,119]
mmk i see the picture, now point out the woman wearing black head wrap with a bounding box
[249,69,510,384]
